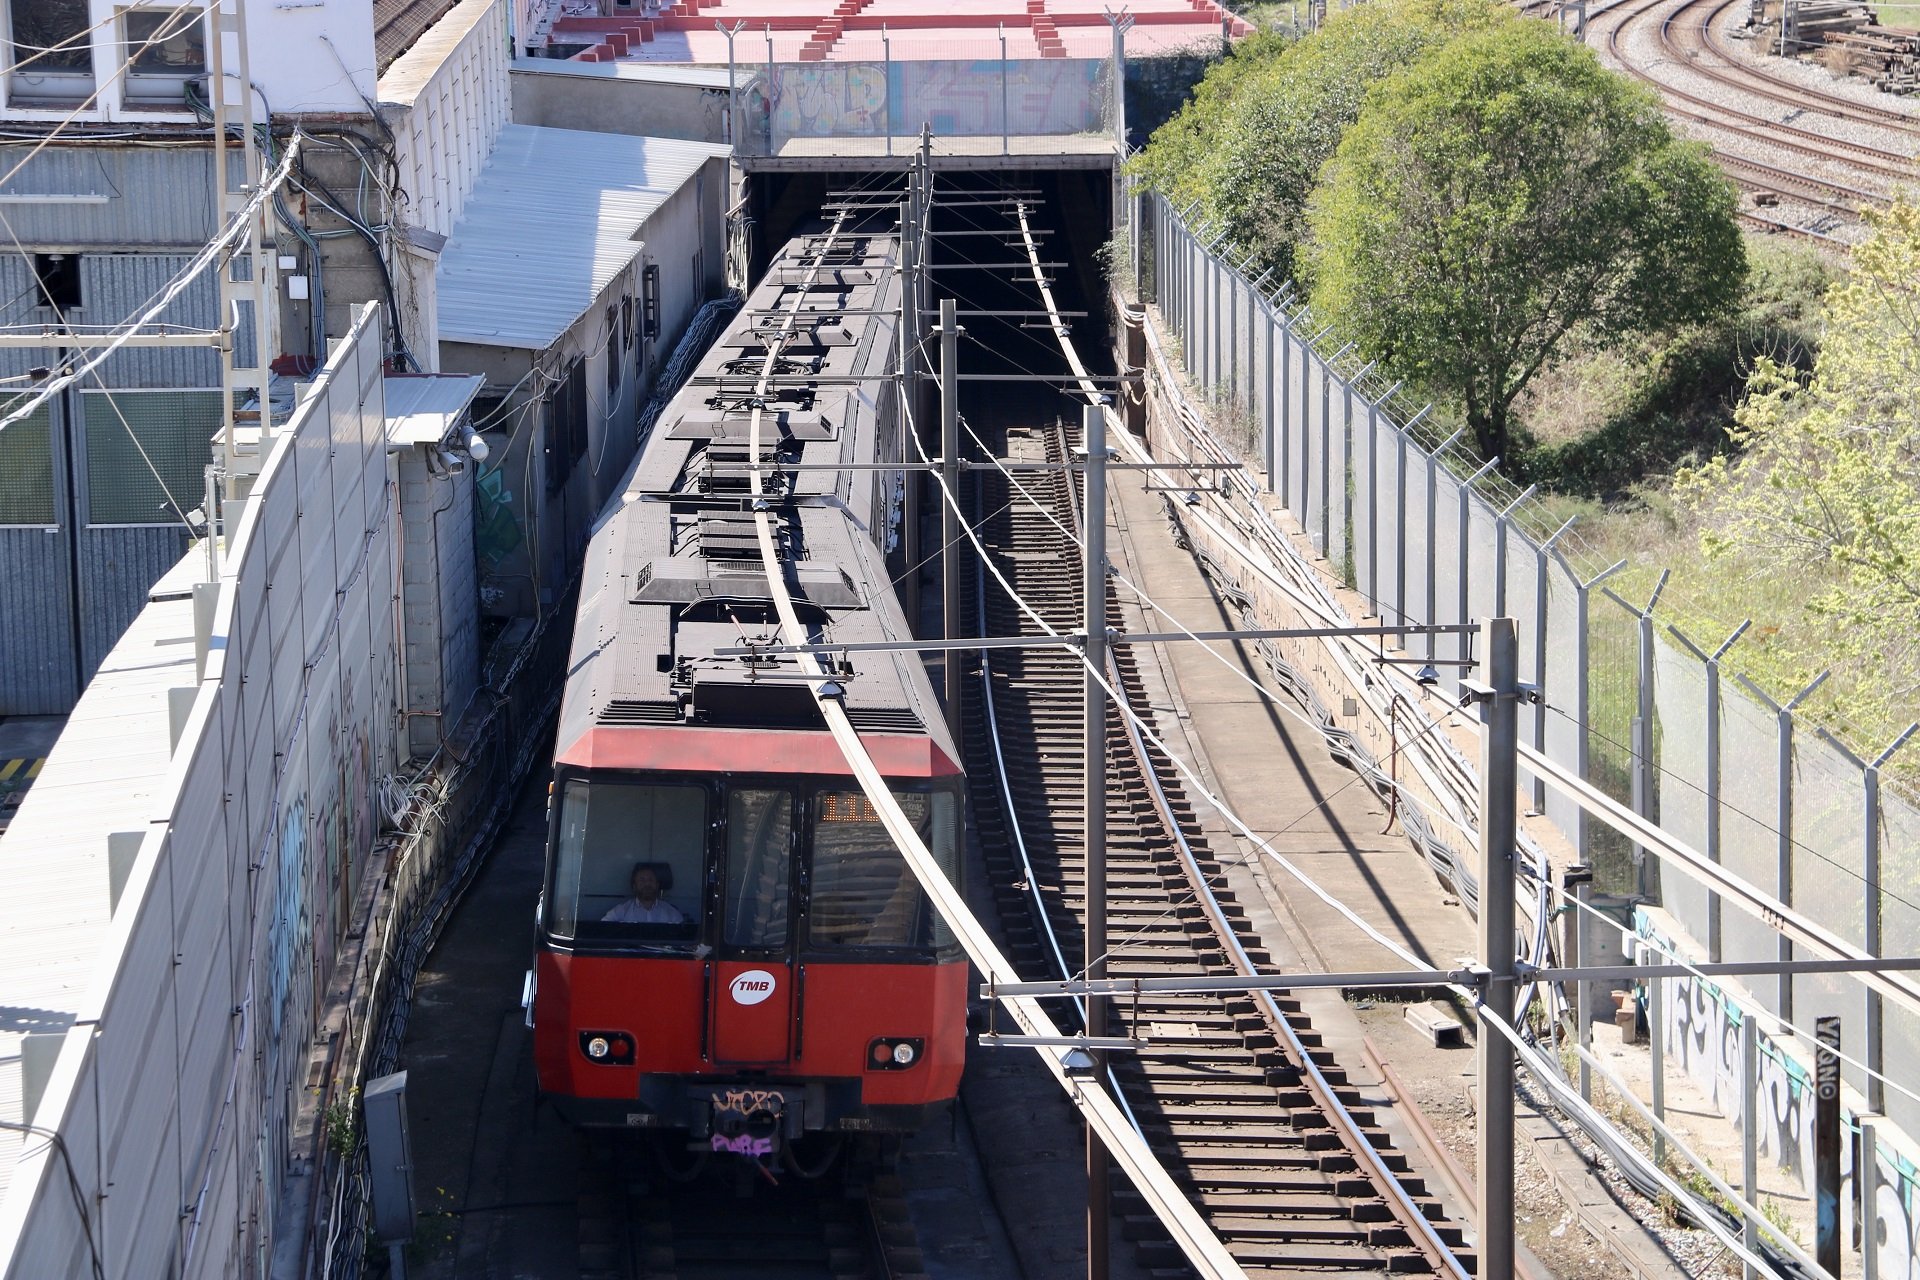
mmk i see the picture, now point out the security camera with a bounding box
[466,432,490,464]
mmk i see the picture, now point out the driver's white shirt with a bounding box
[602,897,685,924]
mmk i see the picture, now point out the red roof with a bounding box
[547,0,1251,64]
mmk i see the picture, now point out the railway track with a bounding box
[962,417,1471,1276]
[578,1137,925,1280]
[1666,0,1920,132]
[1579,0,1920,238]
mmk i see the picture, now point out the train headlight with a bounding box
[867,1037,924,1070]
[578,1030,635,1064]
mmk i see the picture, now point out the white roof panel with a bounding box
[0,587,196,1199]
[436,124,728,351]
[384,373,484,445]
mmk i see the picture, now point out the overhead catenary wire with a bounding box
[747,199,1247,1280]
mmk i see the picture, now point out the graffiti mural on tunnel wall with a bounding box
[1645,921,1920,1276]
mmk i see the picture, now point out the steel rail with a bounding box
[743,204,1244,1280]
[972,426,1148,1133]
[1020,203,1468,1278]
[1103,631,1467,1278]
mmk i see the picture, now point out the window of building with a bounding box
[32,253,81,314]
[120,6,207,103]
[7,0,94,104]
[82,389,221,525]
[0,400,56,527]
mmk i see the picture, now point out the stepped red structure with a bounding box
[540,0,1250,62]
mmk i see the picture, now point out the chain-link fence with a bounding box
[1146,193,1920,1148]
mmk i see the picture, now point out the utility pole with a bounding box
[1083,400,1110,1280]
[939,298,963,736]
[1470,617,1519,1280]
[900,174,920,629]
[208,0,278,500]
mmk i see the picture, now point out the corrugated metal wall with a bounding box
[0,249,221,713]
[0,147,216,247]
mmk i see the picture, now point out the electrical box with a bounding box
[363,1071,416,1244]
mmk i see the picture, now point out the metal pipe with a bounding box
[940,299,963,736]
[1473,617,1519,1280]
[1082,399,1110,1280]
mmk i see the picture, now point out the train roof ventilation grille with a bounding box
[697,444,787,495]
[598,699,683,726]
[690,512,785,560]
[844,706,922,734]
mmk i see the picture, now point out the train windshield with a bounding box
[809,788,958,953]
[548,780,706,944]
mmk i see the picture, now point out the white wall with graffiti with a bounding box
[1643,916,1920,1278]
[0,305,401,1278]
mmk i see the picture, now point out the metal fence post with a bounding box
[1670,621,1749,963]
[1629,573,1670,900]
[1317,361,1331,553]
[1393,424,1409,639]
[1817,723,1916,1119]
[1261,294,1276,491]
[1741,1012,1761,1280]
[1226,259,1238,399]
[1570,868,1594,1103]
[1533,518,1576,814]
[1279,309,1293,504]
[999,23,1009,156]
[1862,1113,1883,1280]
[765,25,776,153]
[1649,962,1666,1169]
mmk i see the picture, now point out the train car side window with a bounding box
[724,788,792,949]
[809,789,955,950]
[549,780,706,943]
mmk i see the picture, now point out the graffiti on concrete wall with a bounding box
[266,796,312,1067]
[1649,919,1920,1275]
[772,63,886,139]
[768,60,1105,142]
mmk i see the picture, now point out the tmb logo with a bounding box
[729,969,777,1006]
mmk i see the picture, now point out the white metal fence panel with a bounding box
[0,308,398,1279]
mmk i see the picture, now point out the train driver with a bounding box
[602,861,686,924]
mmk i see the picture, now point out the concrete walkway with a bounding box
[1103,461,1478,977]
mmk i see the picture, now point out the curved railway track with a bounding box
[961,416,1471,1276]
[1582,0,1920,238]
[577,1139,925,1280]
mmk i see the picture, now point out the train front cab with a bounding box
[531,754,966,1156]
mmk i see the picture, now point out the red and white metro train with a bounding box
[529,220,967,1163]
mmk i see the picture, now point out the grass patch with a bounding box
[1512,235,1835,502]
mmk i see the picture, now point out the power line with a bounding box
[0,5,206,192]
[0,206,196,529]
[0,132,301,439]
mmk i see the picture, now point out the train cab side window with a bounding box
[809,789,957,951]
[723,788,792,949]
[549,780,706,942]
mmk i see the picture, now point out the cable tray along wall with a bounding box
[1142,192,1920,1235]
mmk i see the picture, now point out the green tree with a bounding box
[1304,22,1746,463]
[1679,196,1920,717]
[1133,0,1508,279]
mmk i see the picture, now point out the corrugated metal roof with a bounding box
[384,373,483,445]
[376,0,462,71]
[508,57,736,89]
[436,124,728,351]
